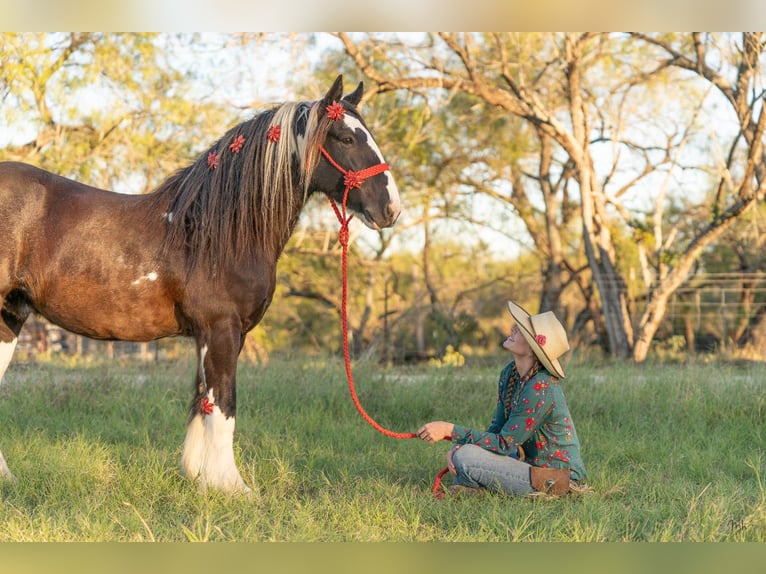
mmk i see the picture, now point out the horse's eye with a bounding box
[341,136,354,145]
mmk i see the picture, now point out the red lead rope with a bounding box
[321,144,450,498]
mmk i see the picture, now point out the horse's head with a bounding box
[311,75,401,230]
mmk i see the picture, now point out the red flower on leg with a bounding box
[200,397,214,415]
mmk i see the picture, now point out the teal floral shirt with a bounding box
[451,360,587,481]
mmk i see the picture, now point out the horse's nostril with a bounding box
[386,203,401,224]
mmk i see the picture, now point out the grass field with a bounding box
[0,353,763,541]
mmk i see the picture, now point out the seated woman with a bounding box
[417,300,587,496]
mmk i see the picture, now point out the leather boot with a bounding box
[529,466,570,495]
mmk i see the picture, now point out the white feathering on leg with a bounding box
[0,338,17,481]
[0,338,17,383]
[181,390,251,494]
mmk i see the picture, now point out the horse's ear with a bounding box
[321,75,344,109]
[342,81,364,107]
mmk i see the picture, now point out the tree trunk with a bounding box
[564,34,633,358]
[412,264,425,357]
[537,131,567,318]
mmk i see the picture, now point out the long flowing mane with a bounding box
[150,100,331,272]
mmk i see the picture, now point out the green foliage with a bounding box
[0,358,763,541]
[0,33,258,191]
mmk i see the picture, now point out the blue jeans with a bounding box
[451,444,534,495]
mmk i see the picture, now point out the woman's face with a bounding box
[503,324,531,354]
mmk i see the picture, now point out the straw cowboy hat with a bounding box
[506,301,570,379]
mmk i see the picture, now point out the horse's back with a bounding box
[0,161,112,223]
[0,161,161,228]
[0,161,50,215]
[0,160,120,201]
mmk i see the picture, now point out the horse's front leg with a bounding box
[181,318,251,494]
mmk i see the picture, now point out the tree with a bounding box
[0,33,299,191]
[624,33,766,360]
[332,32,766,361]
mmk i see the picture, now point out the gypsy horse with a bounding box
[0,75,400,493]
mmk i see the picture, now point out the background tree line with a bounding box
[2,32,765,364]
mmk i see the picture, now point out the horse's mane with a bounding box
[150,100,332,272]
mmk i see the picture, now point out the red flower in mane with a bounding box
[229,134,246,153]
[207,151,219,169]
[267,125,281,143]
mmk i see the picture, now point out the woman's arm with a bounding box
[450,374,555,455]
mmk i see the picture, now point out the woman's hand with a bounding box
[447,444,460,475]
[416,421,454,444]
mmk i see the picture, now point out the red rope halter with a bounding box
[321,142,450,498]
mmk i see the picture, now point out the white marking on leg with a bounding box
[181,389,250,494]
[182,412,206,480]
[199,345,208,392]
[0,338,17,383]
[0,338,16,480]
[201,399,250,493]
[131,271,159,286]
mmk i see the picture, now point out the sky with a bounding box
[3,0,765,32]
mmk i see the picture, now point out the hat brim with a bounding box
[506,301,566,379]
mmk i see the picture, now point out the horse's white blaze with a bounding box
[131,271,158,286]
[343,115,402,217]
[343,116,386,162]
[0,338,17,383]
[181,389,250,494]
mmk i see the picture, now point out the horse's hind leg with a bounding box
[0,326,14,480]
[0,290,32,481]
[0,336,15,382]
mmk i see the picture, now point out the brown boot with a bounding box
[529,466,570,496]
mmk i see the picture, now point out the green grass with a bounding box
[0,355,764,541]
